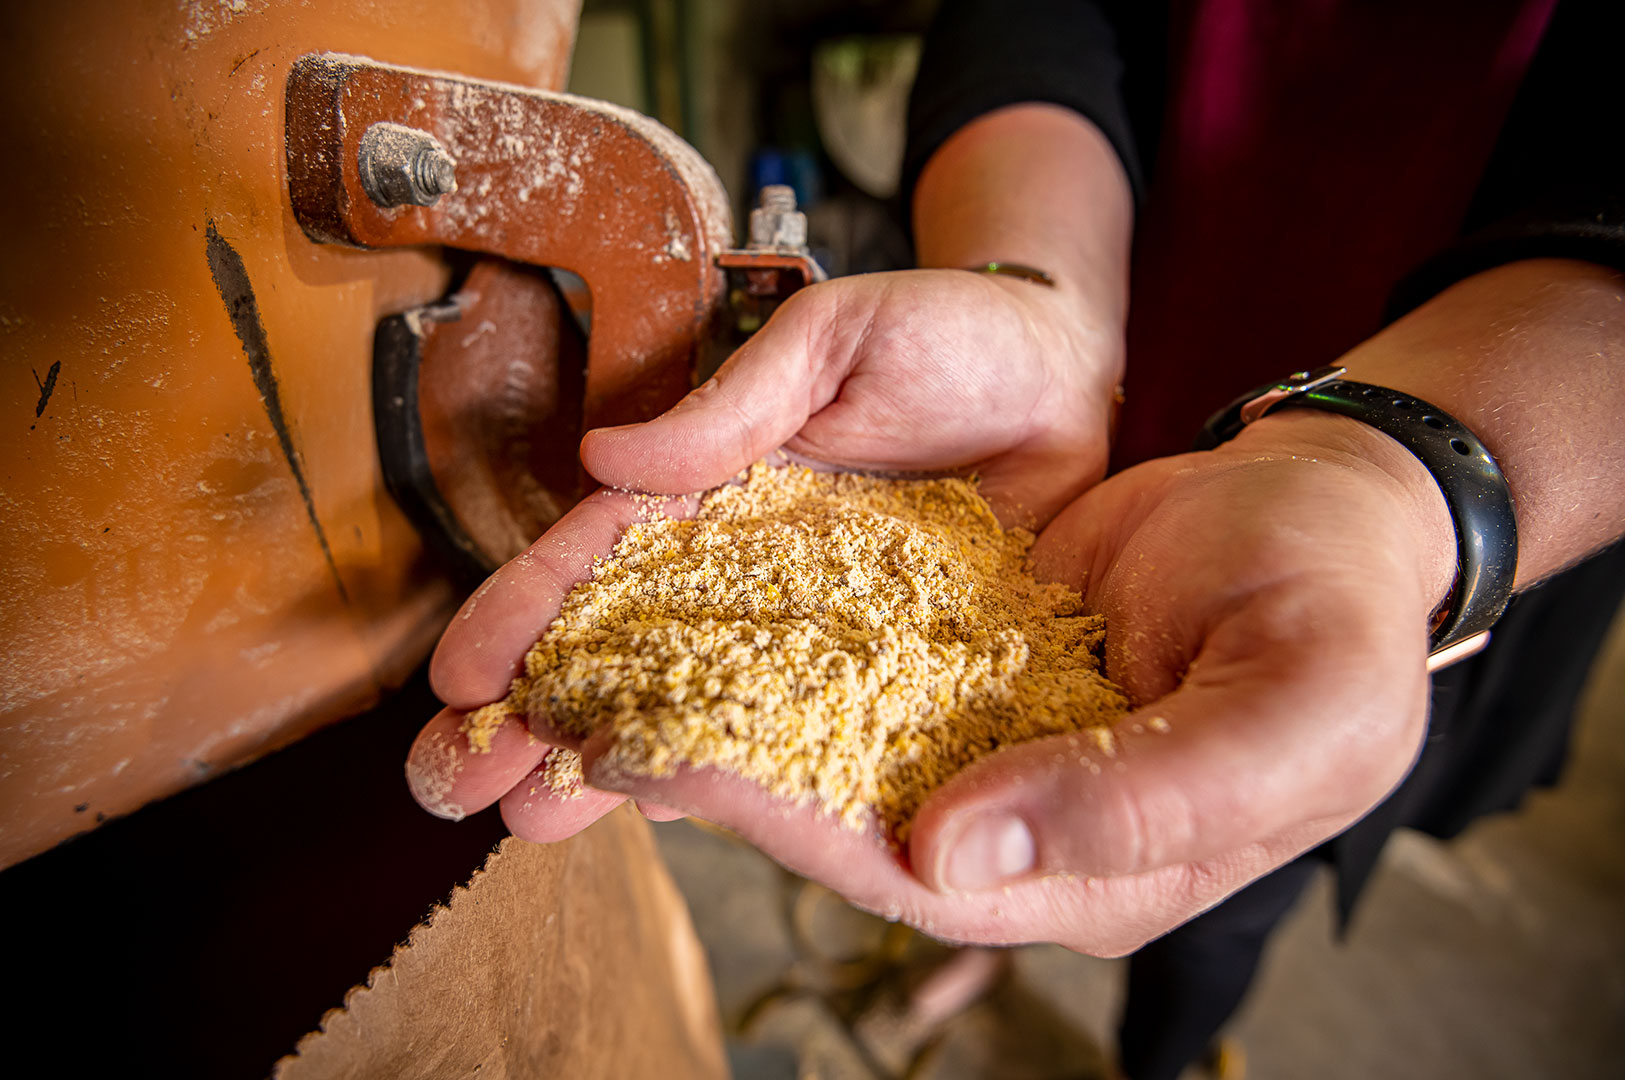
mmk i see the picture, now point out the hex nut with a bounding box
[748,184,809,250]
[358,122,458,208]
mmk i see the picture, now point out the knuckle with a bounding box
[1037,765,1160,878]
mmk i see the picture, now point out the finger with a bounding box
[579,741,1315,954]
[907,579,1432,893]
[579,748,1051,943]
[430,489,698,710]
[635,800,687,822]
[406,707,548,821]
[581,282,860,492]
[498,750,629,843]
[577,736,1124,946]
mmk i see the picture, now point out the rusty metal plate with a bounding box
[376,258,588,576]
[286,53,734,431]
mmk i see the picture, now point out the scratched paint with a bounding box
[203,221,349,604]
[31,361,60,417]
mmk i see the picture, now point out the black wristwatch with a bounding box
[1196,366,1518,671]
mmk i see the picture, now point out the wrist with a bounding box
[1336,259,1625,588]
[1222,410,1458,614]
[980,268,1125,372]
[981,269,1125,454]
[914,103,1133,329]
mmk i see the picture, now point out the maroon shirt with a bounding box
[1115,0,1557,466]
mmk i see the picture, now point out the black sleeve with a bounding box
[1388,0,1625,317]
[901,0,1144,211]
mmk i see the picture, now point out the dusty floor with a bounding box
[652,603,1625,1080]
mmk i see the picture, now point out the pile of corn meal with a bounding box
[466,462,1130,839]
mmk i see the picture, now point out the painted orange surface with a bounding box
[0,0,584,867]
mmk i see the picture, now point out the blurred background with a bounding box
[566,0,935,277]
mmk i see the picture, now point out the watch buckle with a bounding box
[1239,365,1347,425]
[1427,630,1491,672]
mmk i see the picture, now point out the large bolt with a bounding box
[357,122,458,208]
[748,184,808,250]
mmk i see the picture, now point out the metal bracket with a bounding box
[374,261,588,578]
[286,53,732,436]
[285,54,736,568]
[713,184,827,346]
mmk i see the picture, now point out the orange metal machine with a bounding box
[0,0,828,865]
[1,2,815,1072]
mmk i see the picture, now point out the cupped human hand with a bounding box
[408,407,1459,953]
[404,265,1121,835]
[404,488,702,836]
[583,268,1124,528]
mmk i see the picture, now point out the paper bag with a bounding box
[276,807,726,1079]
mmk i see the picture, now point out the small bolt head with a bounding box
[358,122,458,208]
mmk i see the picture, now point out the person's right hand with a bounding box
[581,267,1124,527]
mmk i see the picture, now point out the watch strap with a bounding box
[1196,367,1518,659]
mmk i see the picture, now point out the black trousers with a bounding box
[1117,857,1320,1080]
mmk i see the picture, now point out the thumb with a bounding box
[906,584,1431,893]
[581,283,860,492]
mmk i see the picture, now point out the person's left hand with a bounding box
[580,267,1126,528]
[407,410,1455,953]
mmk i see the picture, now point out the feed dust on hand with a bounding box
[465,463,1130,841]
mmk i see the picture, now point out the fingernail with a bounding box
[405,735,467,822]
[941,813,1035,891]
